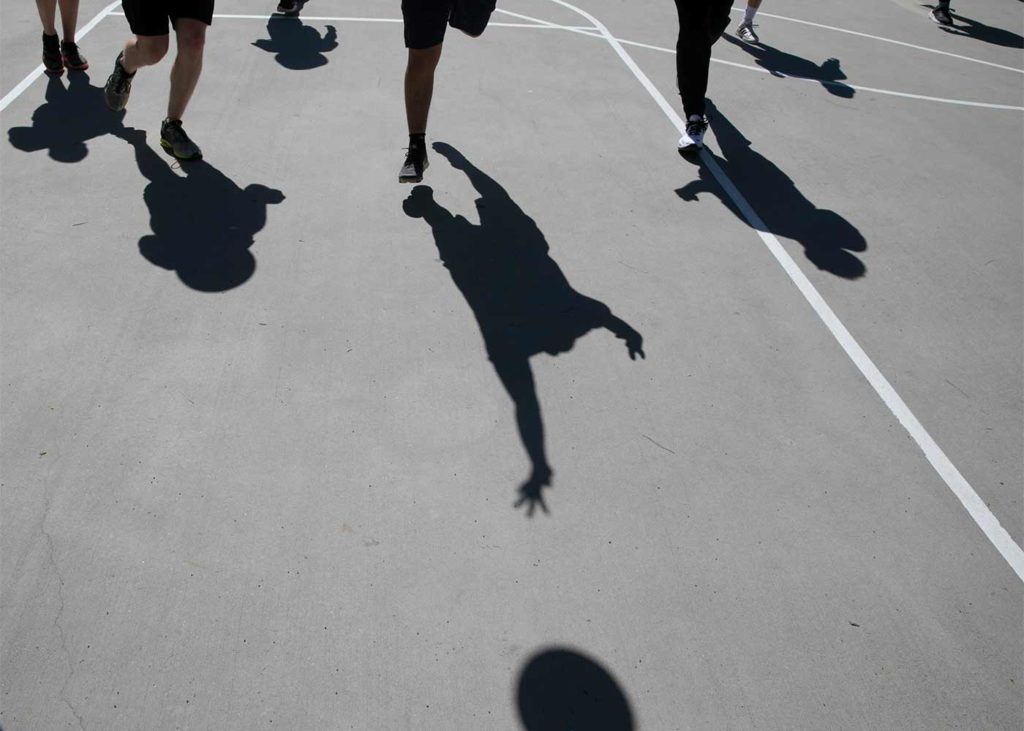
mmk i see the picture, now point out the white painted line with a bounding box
[730,7,1024,75]
[0,1,120,114]
[548,0,1024,582]
[583,34,1024,113]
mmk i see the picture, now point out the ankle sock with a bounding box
[43,32,59,49]
[744,6,757,24]
[409,133,426,149]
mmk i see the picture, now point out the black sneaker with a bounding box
[60,40,88,71]
[449,0,497,37]
[277,0,299,13]
[42,33,63,76]
[930,6,953,25]
[399,144,428,183]
[104,52,134,111]
[160,119,203,161]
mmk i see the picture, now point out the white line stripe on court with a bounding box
[576,34,1024,113]
[0,1,119,114]
[730,7,1024,76]
[547,0,1024,582]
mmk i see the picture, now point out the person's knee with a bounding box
[407,45,443,74]
[175,21,207,56]
[135,36,170,65]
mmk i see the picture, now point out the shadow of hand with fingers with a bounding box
[403,143,644,516]
[7,73,129,163]
[517,647,634,731]
[125,130,285,292]
[924,4,1024,48]
[253,18,338,69]
[677,101,866,279]
[722,33,855,98]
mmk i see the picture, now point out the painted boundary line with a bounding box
[585,35,1024,113]
[729,6,1024,75]
[546,0,1024,582]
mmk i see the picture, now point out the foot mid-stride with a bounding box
[399,137,429,183]
[930,2,953,25]
[678,114,709,154]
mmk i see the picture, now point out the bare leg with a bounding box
[121,35,169,74]
[35,0,57,35]
[57,0,79,41]
[404,45,443,135]
[168,18,207,120]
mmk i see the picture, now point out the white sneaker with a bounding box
[678,115,708,153]
[736,22,759,43]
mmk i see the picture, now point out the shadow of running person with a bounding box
[124,129,285,292]
[517,647,635,731]
[924,5,1024,48]
[403,143,644,516]
[252,18,338,70]
[676,101,866,279]
[721,33,854,99]
[7,72,129,163]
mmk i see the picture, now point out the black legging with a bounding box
[674,0,734,118]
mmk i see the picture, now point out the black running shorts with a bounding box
[402,0,455,49]
[122,0,215,36]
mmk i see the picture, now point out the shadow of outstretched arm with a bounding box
[491,351,553,517]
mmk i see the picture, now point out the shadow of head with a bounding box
[402,184,436,218]
[7,73,125,163]
[517,648,634,731]
[139,161,284,292]
[802,208,867,279]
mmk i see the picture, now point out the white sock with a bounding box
[744,5,758,24]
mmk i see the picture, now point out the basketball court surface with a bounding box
[2,0,1022,728]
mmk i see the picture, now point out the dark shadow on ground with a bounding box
[403,143,644,516]
[125,130,284,292]
[722,33,855,98]
[517,647,634,731]
[7,72,129,162]
[924,4,1024,47]
[676,101,866,279]
[253,17,338,69]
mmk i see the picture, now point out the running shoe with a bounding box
[60,40,88,71]
[930,6,953,25]
[42,33,63,76]
[277,0,299,14]
[449,0,497,37]
[736,22,759,43]
[104,51,134,111]
[399,144,428,183]
[678,115,708,154]
[160,119,203,161]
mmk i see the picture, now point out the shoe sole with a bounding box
[677,143,703,156]
[63,60,89,71]
[43,66,64,76]
[930,12,953,25]
[160,138,203,161]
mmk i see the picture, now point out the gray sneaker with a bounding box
[104,51,134,111]
[160,119,203,161]
[399,144,428,183]
[736,22,759,43]
[930,6,953,25]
